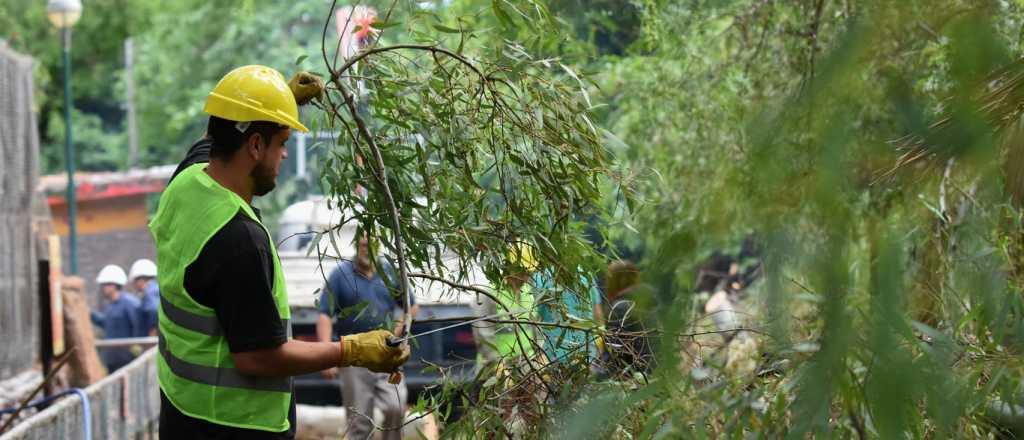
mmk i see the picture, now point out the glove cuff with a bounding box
[339,336,352,368]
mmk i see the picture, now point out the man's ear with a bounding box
[245,133,264,160]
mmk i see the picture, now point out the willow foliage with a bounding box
[300,0,1024,438]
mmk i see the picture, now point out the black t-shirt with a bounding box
[160,138,297,440]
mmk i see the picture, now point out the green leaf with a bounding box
[492,0,514,29]
[294,54,307,66]
[433,24,462,34]
[709,15,734,36]
[374,20,402,29]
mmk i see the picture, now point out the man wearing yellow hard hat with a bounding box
[152,65,409,439]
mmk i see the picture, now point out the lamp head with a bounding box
[46,0,83,29]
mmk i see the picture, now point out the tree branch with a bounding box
[333,81,415,339]
[333,44,487,82]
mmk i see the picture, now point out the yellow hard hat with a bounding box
[204,65,309,132]
[507,244,538,272]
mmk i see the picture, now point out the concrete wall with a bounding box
[0,43,42,379]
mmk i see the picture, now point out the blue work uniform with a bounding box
[138,279,160,335]
[533,271,601,363]
[319,260,413,338]
[91,292,142,371]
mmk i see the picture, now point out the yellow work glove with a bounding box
[288,71,325,105]
[339,330,410,373]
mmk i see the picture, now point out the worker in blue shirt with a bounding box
[129,259,160,336]
[90,264,142,372]
[316,235,417,440]
[533,269,601,363]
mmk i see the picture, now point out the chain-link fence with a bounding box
[0,43,42,380]
[1,348,160,440]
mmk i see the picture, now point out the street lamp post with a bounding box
[47,0,82,275]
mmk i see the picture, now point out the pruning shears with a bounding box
[382,310,521,384]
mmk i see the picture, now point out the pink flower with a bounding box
[336,6,379,59]
[353,13,378,41]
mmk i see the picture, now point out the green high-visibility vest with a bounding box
[149,163,292,432]
[493,285,535,357]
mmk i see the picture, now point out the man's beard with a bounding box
[356,254,372,272]
[251,162,277,196]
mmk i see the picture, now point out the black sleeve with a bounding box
[185,212,287,353]
[170,138,212,183]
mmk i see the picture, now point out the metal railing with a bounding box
[0,348,159,440]
[93,337,158,349]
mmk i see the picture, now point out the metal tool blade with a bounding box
[388,310,520,345]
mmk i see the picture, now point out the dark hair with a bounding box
[207,116,286,160]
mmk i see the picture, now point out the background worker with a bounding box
[90,264,142,372]
[153,65,408,440]
[470,247,542,432]
[599,260,654,378]
[533,267,602,364]
[472,246,538,369]
[128,258,160,336]
[317,234,417,440]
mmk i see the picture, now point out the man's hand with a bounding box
[339,330,410,373]
[288,71,324,105]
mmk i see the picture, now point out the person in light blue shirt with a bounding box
[90,265,142,372]
[129,259,160,336]
[532,270,602,363]
[139,280,159,334]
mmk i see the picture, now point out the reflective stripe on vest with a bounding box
[161,296,221,336]
[161,297,293,339]
[157,331,290,393]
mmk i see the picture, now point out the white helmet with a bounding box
[96,265,128,286]
[128,259,157,281]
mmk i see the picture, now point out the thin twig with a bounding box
[406,272,557,395]
[322,0,340,79]
[333,44,487,82]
